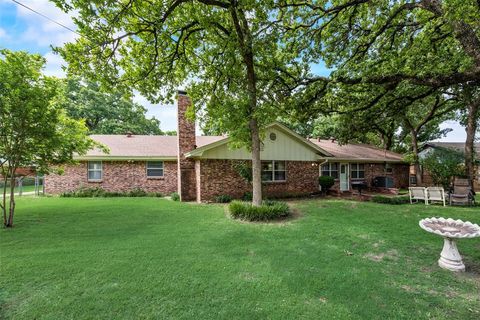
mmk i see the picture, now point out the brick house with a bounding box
[45,91,409,201]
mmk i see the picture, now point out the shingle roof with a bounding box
[424,142,480,157]
[81,135,224,158]
[78,133,405,162]
[310,139,404,162]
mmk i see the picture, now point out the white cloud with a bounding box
[435,120,467,142]
[0,27,7,39]
[43,51,66,77]
[14,0,78,48]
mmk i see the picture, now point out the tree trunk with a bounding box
[7,174,15,227]
[411,131,423,185]
[230,7,262,206]
[250,119,262,206]
[1,173,7,227]
[385,134,394,150]
[465,99,479,191]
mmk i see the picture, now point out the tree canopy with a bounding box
[280,0,479,184]
[62,78,164,135]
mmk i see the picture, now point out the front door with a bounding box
[340,164,349,191]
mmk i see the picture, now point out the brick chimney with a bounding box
[177,90,197,201]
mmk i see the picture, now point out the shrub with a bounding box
[319,176,335,194]
[242,191,253,201]
[60,187,162,198]
[128,188,148,197]
[170,192,180,201]
[215,194,232,203]
[371,195,410,205]
[68,186,106,197]
[147,192,163,197]
[229,200,290,221]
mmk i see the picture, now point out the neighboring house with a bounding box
[415,142,480,189]
[45,92,409,201]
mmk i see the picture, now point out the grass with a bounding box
[0,185,38,196]
[1,197,479,319]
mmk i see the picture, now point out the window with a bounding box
[321,162,339,179]
[351,163,365,179]
[87,161,102,181]
[261,161,286,182]
[385,163,393,174]
[146,161,164,177]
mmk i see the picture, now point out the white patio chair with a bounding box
[409,187,427,205]
[426,187,446,206]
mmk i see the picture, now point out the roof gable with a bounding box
[422,142,480,157]
[185,122,332,160]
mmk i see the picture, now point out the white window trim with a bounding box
[321,162,339,179]
[261,160,287,182]
[350,163,365,179]
[146,161,164,178]
[87,161,103,181]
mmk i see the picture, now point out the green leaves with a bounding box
[0,49,96,174]
[60,77,164,135]
[421,147,466,189]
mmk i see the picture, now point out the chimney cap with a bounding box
[177,89,188,96]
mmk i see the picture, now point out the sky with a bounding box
[0,0,467,141]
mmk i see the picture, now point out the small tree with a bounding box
[0,50,96,228]
[420,148,465,190]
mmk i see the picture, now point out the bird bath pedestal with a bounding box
[419,217,480,272]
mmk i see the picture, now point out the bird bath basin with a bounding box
[419,217,480,272]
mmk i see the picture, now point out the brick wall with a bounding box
[177,91,197,201]
[362,163,409,189]
[45,161,178,194]
[197,159,319,201]
[327,163,409,192]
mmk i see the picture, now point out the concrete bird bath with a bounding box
[419,217,480,272]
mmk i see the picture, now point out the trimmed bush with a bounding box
[214,194,232,203]
[60,187,161,198]
[371,195,410,205]
[170,192,180,201]
[319,176,335,194]
[229,200,290,221]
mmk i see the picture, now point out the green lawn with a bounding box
[1,198,479,319]
[14,185,36,194]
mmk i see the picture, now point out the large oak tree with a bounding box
[280,0,479,186]
[53,0,305,205]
